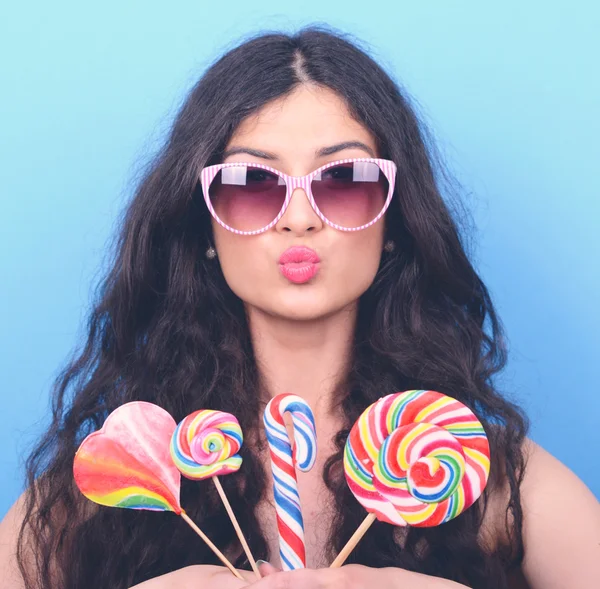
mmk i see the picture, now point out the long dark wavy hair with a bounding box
[18,26,529,589]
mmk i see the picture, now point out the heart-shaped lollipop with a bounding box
[73,401,181,512]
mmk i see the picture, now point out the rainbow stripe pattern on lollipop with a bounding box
[170,410,243,479]
[344,389,490,527]
[73,401,181,513]
[264,393,317,571]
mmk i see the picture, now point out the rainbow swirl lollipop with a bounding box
[170,410,243,479]
[344,389,490,527]
[331,390,490,568]
[170,409,260,579]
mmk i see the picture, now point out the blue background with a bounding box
[1,1,598,517]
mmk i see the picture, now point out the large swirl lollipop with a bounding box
[331,389,490,567]
[264,393,317,571]
[170,410,260,578]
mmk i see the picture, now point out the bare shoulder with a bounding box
[0,483,95,589]
[519,437,598,496]
[519,437,599,525]
[479,437,599,588]
[519,438,599,588]
[0,493,28,589]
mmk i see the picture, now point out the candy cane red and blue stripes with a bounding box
[263,393,317,570]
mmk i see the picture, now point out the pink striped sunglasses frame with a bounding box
[200,157,398,235]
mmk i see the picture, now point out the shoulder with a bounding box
[0,493,28,589]
[519,439,600,586]
[519,437,595,498]
[518,438,599,528]
[482,438,600,588]
[0,483,96,589]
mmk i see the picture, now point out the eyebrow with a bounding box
[220,140,376,160]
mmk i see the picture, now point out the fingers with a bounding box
[256,560,281,577]
[248,567,343,588]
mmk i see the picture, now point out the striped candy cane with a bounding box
[263,393,317,570]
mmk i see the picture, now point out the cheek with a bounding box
[212,228,273,301]
[323,223,386,306]
[330,236,382,293]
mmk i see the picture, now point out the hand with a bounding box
[251,563,470,588]
[128,564,254,588]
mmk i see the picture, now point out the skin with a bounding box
[1,85,599,589]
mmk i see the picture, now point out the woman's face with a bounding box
[211,84,386,321]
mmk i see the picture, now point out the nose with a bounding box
[275,187,324,235]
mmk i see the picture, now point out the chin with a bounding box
[275,306,332,322]
[269,290,358,322]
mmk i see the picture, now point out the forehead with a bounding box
[226,85,378,157]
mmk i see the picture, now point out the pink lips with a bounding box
[278,246,320,284]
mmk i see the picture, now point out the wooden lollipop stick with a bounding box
[180,510,244,580]
[330,512,377,568]
[212,477,261,579]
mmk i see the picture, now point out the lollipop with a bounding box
[73,402,243,579]
[331,390,490,567]
[73,401,180,513]
[263,393,317,570]
[170,410,260,578]
[170,410,242,478]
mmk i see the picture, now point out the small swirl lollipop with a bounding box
[264,393,317,571]
[170,410,260,578]
[171,410,243,478]
[331,389,490,567]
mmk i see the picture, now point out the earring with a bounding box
[205,246,217,260]
[383,240,395,253]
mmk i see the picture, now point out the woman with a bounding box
[0,27,597,589]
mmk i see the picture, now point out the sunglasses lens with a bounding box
[208,165,286,232]
[311,161,389,229]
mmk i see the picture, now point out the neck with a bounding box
[246,303,357,417]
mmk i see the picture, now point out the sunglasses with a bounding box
[200,157,397,235]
